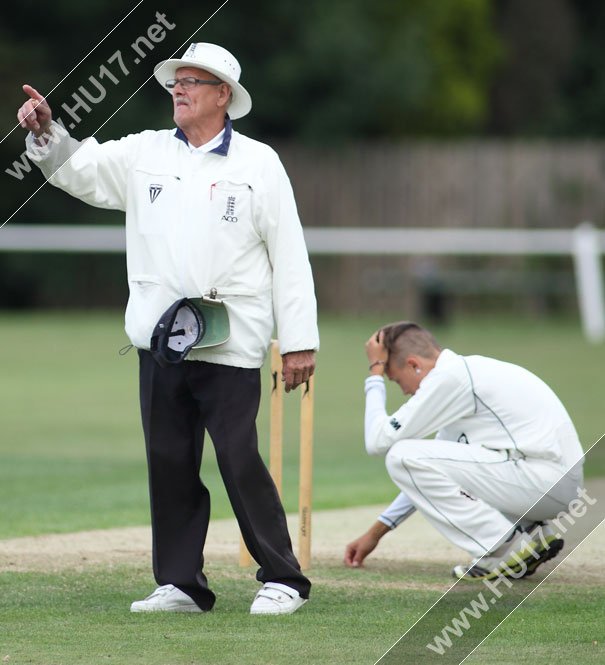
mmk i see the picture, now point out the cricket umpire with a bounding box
[344,321,584,581]
[18,43,318,615]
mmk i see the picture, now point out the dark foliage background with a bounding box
[1,0,603,310]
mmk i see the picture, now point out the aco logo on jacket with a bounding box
[222,195,238,223]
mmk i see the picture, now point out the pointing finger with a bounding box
[23,84,45,103]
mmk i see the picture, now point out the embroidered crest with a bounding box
[149,184,163,204]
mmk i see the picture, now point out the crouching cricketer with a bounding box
[344,321,584,580]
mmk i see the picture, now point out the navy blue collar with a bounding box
[174,115,232,156]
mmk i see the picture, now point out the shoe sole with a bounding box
[130,605,204,613]
[453,537,560,582]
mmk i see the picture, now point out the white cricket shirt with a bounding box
[365,349,583,528]
[26,118,319,368]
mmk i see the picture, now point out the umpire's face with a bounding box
[172,66,232,129]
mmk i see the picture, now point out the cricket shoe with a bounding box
[520,521,564,578]
[130,584,204,613]
[452,528,550,581]
[250,583,307,615]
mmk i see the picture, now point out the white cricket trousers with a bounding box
[385,439,582,558]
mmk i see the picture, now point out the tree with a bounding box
[548,0,605,136]
[219,0,501,140]
[487,0,577,135]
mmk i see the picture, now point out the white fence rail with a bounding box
[1,223,604,341]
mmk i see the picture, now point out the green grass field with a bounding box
[1,311,604,664]
[2,563,604,665]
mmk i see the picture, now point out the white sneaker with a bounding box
[130,584,203,613]
[250,582,307,616]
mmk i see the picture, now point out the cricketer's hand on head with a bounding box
[281,350,316,393]
[17,85,53,137]
[365,329,388,367]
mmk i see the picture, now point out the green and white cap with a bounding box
[150,295,230,367]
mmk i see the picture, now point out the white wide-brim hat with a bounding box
[154,42,252,120]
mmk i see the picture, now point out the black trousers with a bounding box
[138,350,310,610]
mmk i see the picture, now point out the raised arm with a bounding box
[20,84,139,212]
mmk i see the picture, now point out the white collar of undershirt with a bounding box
[189,128,226,154]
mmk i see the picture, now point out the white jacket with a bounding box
[26,121,319,368]
[364,349,582,464]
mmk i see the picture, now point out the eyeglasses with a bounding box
[165,77,223,90]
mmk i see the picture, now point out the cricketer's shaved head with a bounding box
[381,321,441,367]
